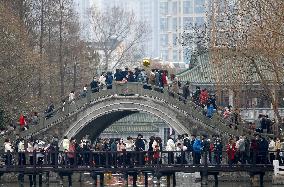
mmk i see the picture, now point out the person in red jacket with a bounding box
[199,89,209,107]
[226,138,236,166]
[19,114,26,131]
[161,71,168,88]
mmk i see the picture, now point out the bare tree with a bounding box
[89,6,149,72]
[208,0,284,133]
[0,3,39,117]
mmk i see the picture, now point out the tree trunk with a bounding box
[48,13,52,100]
[104,52,109,72]
[38,0,44,97]
[251,58,281,135]
[59,1,65,98]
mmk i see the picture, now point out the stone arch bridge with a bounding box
[19,83,252,143]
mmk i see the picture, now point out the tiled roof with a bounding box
[114,112,165,123]
[176,51,283,85]
[104,124,159,133]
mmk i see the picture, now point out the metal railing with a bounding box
[0,150,274,172]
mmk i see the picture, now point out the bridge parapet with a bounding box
[11,83,272,141]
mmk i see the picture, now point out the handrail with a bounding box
[1,150,274,169]
[7,83,274,142]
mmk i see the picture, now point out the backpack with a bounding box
[193,139,201,153]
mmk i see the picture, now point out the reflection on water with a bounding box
[0,172,273,187]
[0,181,274,187]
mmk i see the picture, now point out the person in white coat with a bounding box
[166,137,176,164]
[4,138,13,165]
[69,91,75,104]
[269,137,275,164]
[125,137,135,165]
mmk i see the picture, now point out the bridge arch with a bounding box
[20,83,248,144]
[62,96,191,141]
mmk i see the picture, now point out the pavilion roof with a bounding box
[176,51,283,85]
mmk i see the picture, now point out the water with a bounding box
[0,181,274,187]
[0,173,274,187]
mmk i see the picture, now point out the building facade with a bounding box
[159,0,207,64]
[177,52,284,121]
[100,112,174,146]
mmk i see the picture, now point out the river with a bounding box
[0,172,274,187]
[0,181,274,187]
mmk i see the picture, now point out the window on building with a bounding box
[172,17,177,30]
[160,2,168,15]
[195,0,205,14]
[183,17,193,28]
[160,18,168,31]
[161,50,168,60]
[172,1,177,14]
[195,17,205,27]
[183,48,191,64]
[183,1,193,14]
[173,50,178,61]
[173,33,178,46]
[160,34,168,47]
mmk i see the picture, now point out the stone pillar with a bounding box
[214,173,218,186]
[156,176,161,187]
[46,172,50,186]
[173,173,176,186]
[167,175,171,187]
[144,173,148,186]
[124,174,128,186]
[201,171,208,186]
[39,173,43,187]
[133,173,138,187]
[259,173,264,187]
[99,173,104,186]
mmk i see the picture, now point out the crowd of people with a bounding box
[2,131,283,168]
[0,66,280,167]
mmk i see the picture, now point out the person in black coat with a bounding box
[135,134,145,165]
[90,77,99,93]
[114,69,124,81]
[258,136,268,164]
[182,82,190,100]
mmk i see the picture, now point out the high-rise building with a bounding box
[139,0,159,58]
[93,0,159,59]
[159,0,207,64]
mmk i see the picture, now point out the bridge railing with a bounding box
[0,150,274,170]
[17,82,269,140]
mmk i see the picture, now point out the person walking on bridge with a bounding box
[4,138,13,165]
[182,82,190,100]
[166,137,176,164]
[226,138,236,166]
[90,77,99,93]
[193,136,202,165]
[19,113,26,131]
[135,134,145,165]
